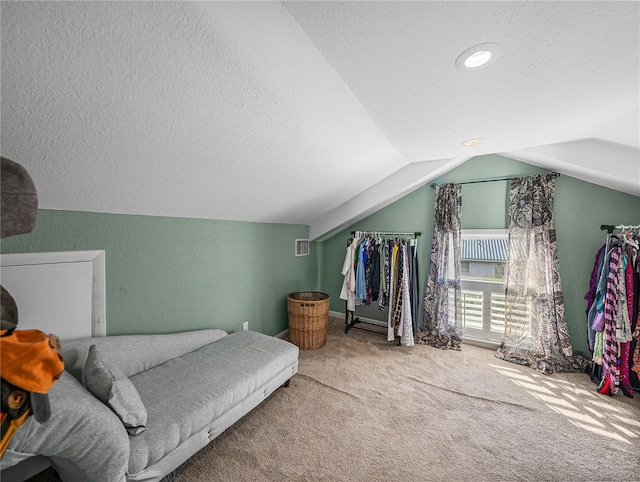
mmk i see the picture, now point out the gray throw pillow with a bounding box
[84,344,147,435]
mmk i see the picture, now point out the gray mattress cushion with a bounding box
[2,372,130,482]
[62,329,228,382]
[127,330,298,476]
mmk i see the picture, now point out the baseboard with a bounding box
[332,310,499,350]
[329,310,387,327]
[329,310,345,320]
[275,328,289,340]
[462,336,500,350]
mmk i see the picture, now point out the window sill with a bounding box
[462,335,501,351]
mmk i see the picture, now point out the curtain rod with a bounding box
[350,230,421,237]
[430,171,560,189]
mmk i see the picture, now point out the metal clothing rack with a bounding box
[600,224,640,234]
[344,230,421,341]
[600,224,640,251]
[350,230,422,238]
[594,223,640,393]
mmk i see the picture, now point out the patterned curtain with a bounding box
[496,174,586,373]
[417,183,462,349]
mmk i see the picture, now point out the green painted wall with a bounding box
[0,210,317,336]
[554,175,640,355]
[321,154,640,356]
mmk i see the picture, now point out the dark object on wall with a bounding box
[0,155,36,334]
[1,156,38,238]
[1,286,18,332]
[0,156,50,458]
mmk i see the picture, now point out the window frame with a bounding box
[459,229,508,345]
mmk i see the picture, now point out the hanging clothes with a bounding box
[370,243,380,302]
[391,241,403,329]
[585,226,640,396]
[341,232,419,343]
[379,240,391,310]
[408,239,419,337]
[386,240,397,341]
[602,247,621,394]
[355,238,367,301]
[399,244,415,346]
[585,244,607,352]
[340,237,360,312]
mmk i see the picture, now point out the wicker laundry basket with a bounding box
[287,291,330,350]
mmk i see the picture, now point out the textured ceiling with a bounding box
[1,1,638,239]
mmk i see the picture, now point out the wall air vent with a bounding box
[295,239,310,257]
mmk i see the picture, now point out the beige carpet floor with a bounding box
[31,317,640,481]
[162,318,640,481]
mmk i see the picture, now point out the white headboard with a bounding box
[0,251,106,340]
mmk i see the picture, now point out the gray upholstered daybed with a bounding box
[1,328,299,481]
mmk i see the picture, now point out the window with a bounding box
[459,229,508,343]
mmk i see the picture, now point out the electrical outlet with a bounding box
[242,321,249,331]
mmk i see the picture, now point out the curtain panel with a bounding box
[496,174,586,373]
[417,183,462,350]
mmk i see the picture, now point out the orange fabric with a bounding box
[0,329,64,393]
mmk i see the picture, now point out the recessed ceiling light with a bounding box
[455,43,502,72]
[465,50,492,68]
[462,138,484,146]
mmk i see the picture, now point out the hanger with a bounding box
[620,230,639,249]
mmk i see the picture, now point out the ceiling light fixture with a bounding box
[462,138,484,147]
[455,43,502,72]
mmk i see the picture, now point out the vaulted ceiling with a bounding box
[1,1,638,240]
